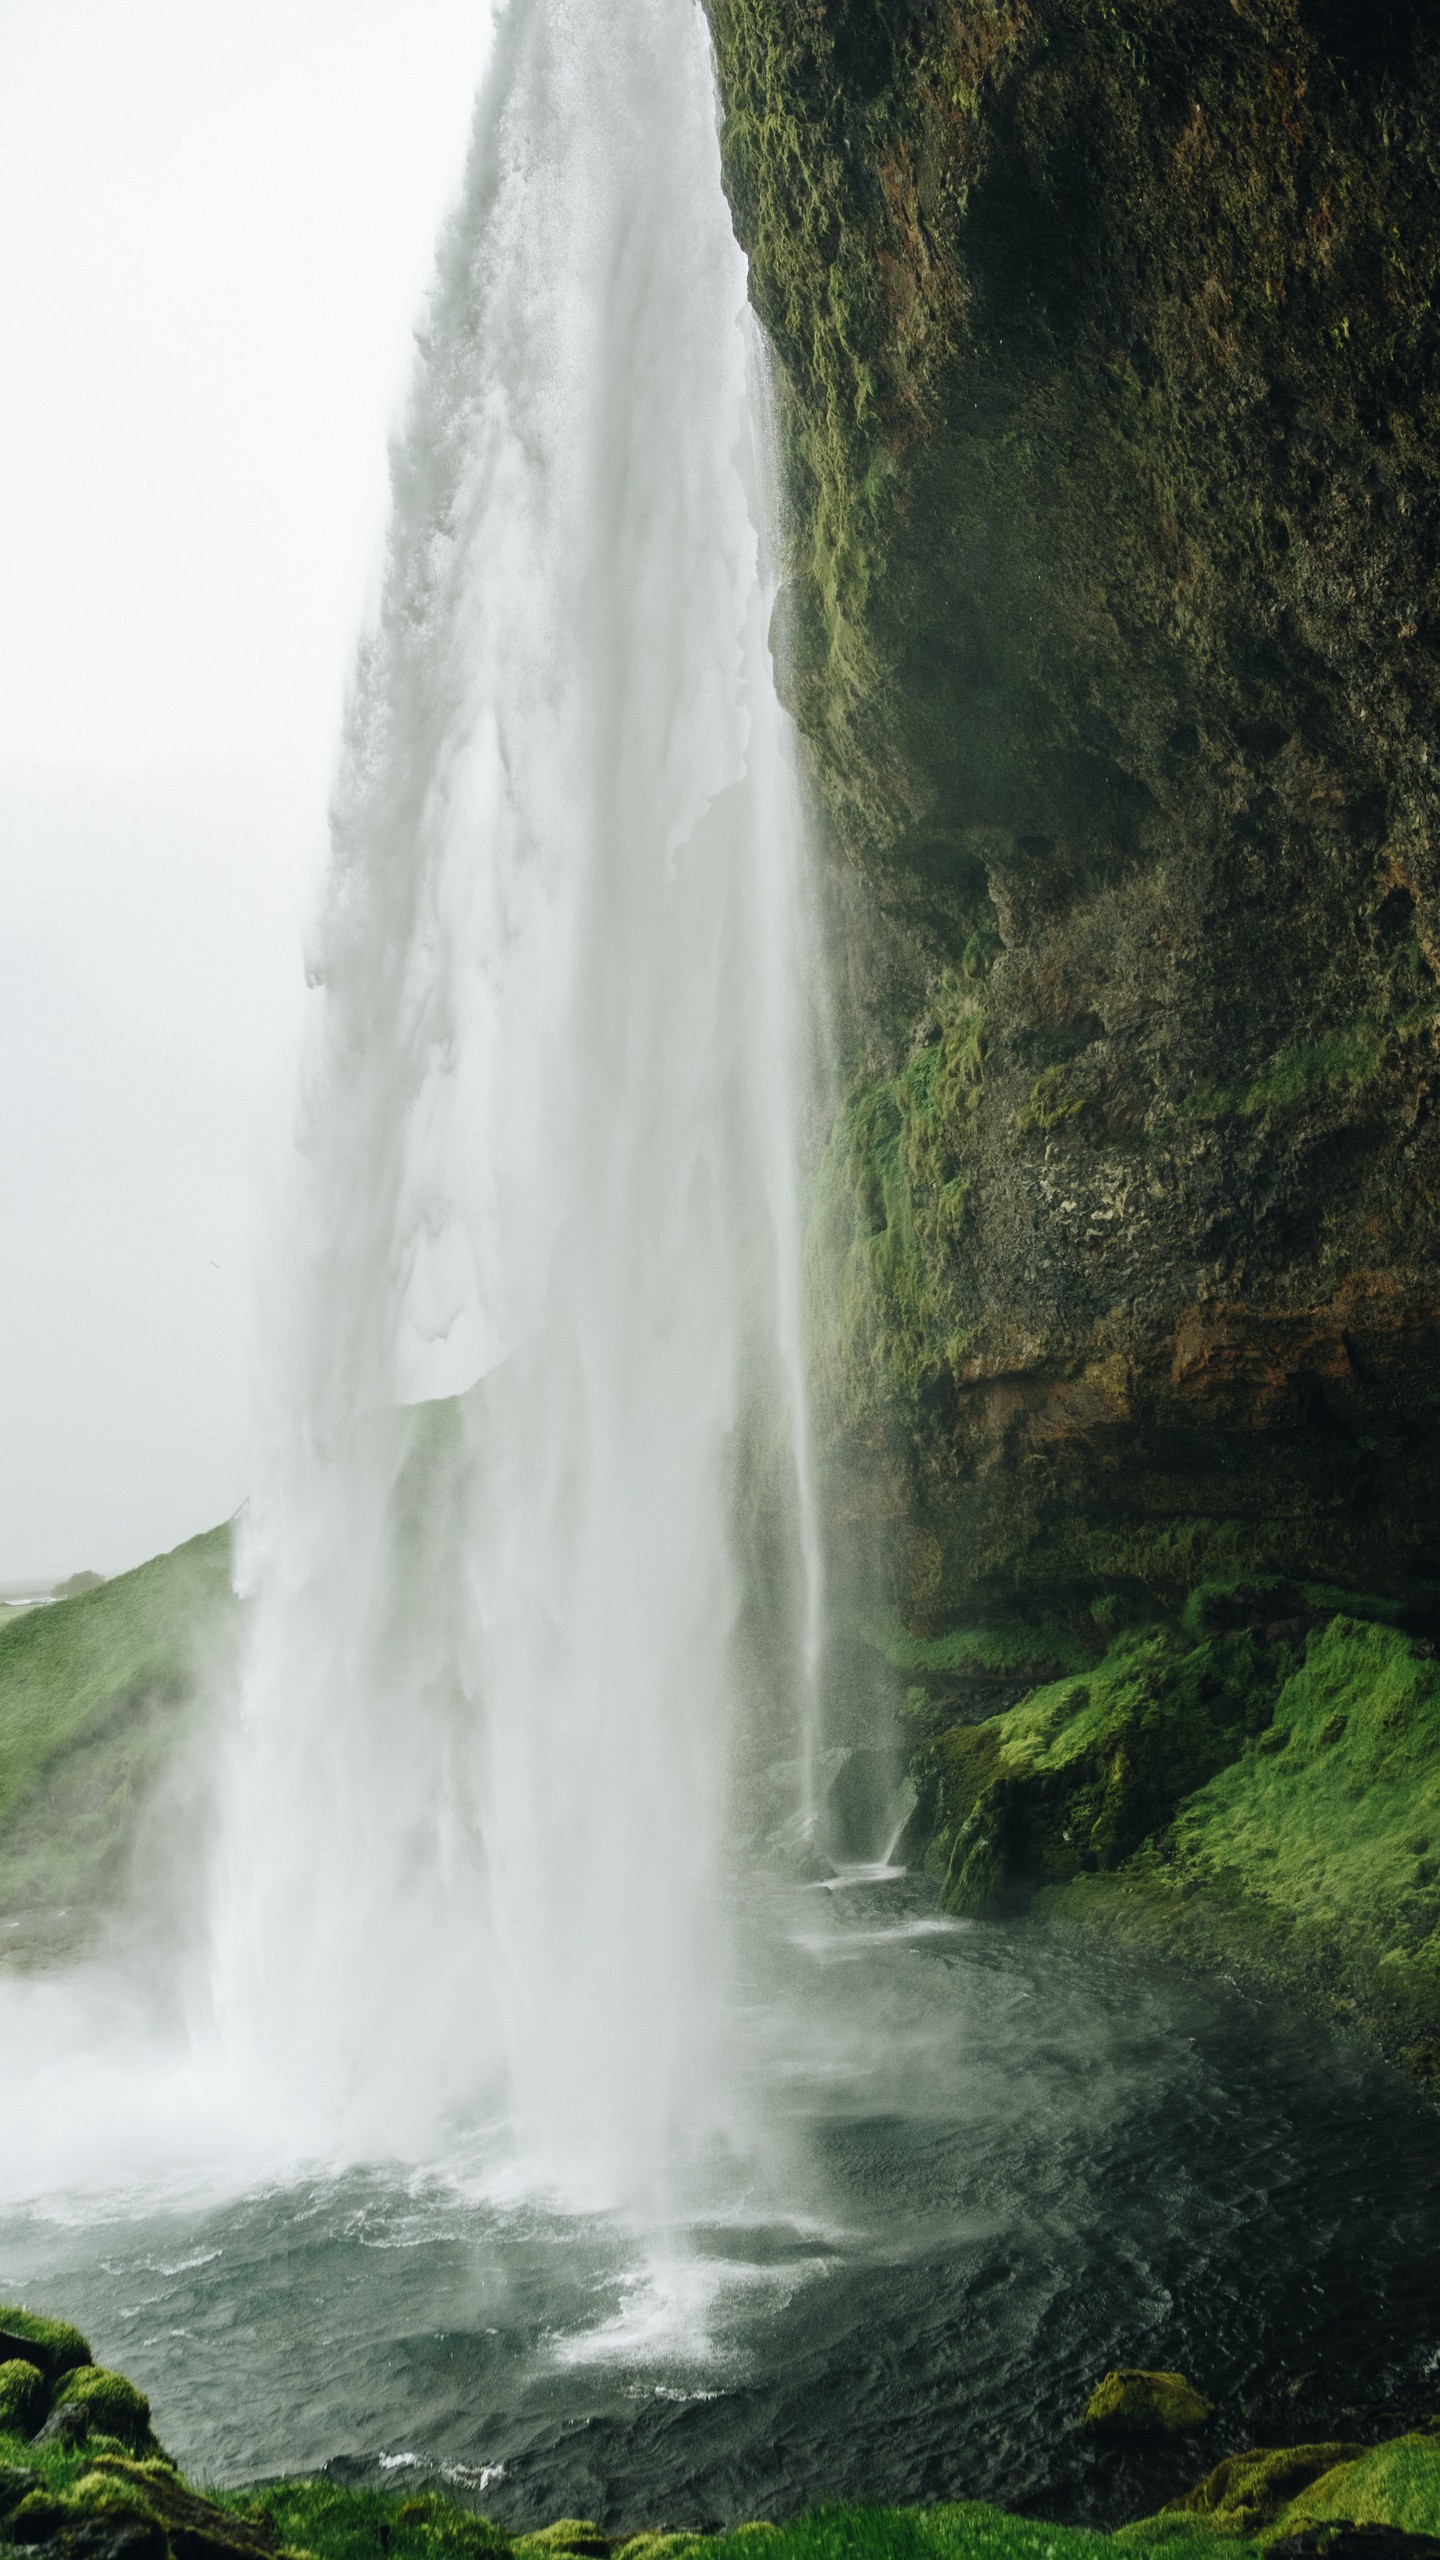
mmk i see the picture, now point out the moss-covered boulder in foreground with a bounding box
[0,2317,92,2389]
[0,2382,43,2448]
[49,2374,155,2460]
[1127,2446,1370,2541]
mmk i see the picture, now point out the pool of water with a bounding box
[3,1877,1438,2534]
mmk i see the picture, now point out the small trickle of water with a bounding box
[200,0,824,2203]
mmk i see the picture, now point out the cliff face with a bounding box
[709,0,1440,1630]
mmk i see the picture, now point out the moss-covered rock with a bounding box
[919,1588,1440,2070]
[1281,2439,1440,2541]
[1126,2425,1440,2552]
[50,2376,154,2461]
[512,2528,611,2560]
[1084,2371,1214,2440]
[1150,2447,1370,2539]
[0,2320,92,2391]
[0,2374,46,2446]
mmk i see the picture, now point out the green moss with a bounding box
[813,977,989,1419]
[54,2366,157,2455]
[925,1620,1288,1915]
[1170,1618,1440,2013]
[1083,2372,1212,2440]
[1132,2447,1368,2542]
[922,1605,1440,2076]
[0,2310,93,2383]
[513,2527,611,2559]
[705,2509,1245,2560]
[1279,2434,1440,2537]
[0,2365,45,2439]
[0,1524,235,1946]
[9,2488,72,2539]
[244,2480,508,2560]
[612,2538,709,2560]
[1185,993,1440,1120]
[865,1610,1090,1677]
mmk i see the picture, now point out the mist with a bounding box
[0,0,492,1580]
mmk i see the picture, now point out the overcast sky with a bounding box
[0,0,492,1582]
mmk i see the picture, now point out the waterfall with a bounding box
[202,0,823,2204]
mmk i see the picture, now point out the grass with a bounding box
[1171,1616,1440,2026]
[864,1610,1091,1678]
[0,1523,236,1942]
[916,1596,1440,2070]
[0,2445,1257,2560]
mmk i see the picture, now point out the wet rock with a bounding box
[1083,2367,1214,2437]
[0,2364,47,2441]
[35,2407,92,2451]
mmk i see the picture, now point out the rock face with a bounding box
[707,0,1440,1628]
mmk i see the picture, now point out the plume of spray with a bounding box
[201,0,825,2206]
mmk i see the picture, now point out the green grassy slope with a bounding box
[0,1523,237,1953]
[910,1585,1440,2084]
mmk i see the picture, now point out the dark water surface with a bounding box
[4,1880,1438,2533]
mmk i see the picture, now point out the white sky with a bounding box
[0,0,492,1582]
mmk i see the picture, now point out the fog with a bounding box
[0,0,492,1580]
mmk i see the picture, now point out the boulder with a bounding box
[51,2371,155,2458]
[35,2407,93,2451]
[1164,2444,1368,2537]
[0,2362,48,2440]
[79,2457,277,2560]
[1083,2368,1213,2438]
[0,2314,93,2387]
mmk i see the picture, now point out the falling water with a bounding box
[202,0,823,2203]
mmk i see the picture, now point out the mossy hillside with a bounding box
[1121,2445,1370,2545]
[0,2446,1256,2560]
[1283,2436,1440,2540]
[920,1598,1440,2071]
[1167,1616,1440,2023]
[0,1525,236,1947]
[708,0,1440,1632]
[923,1616,1295,1908]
